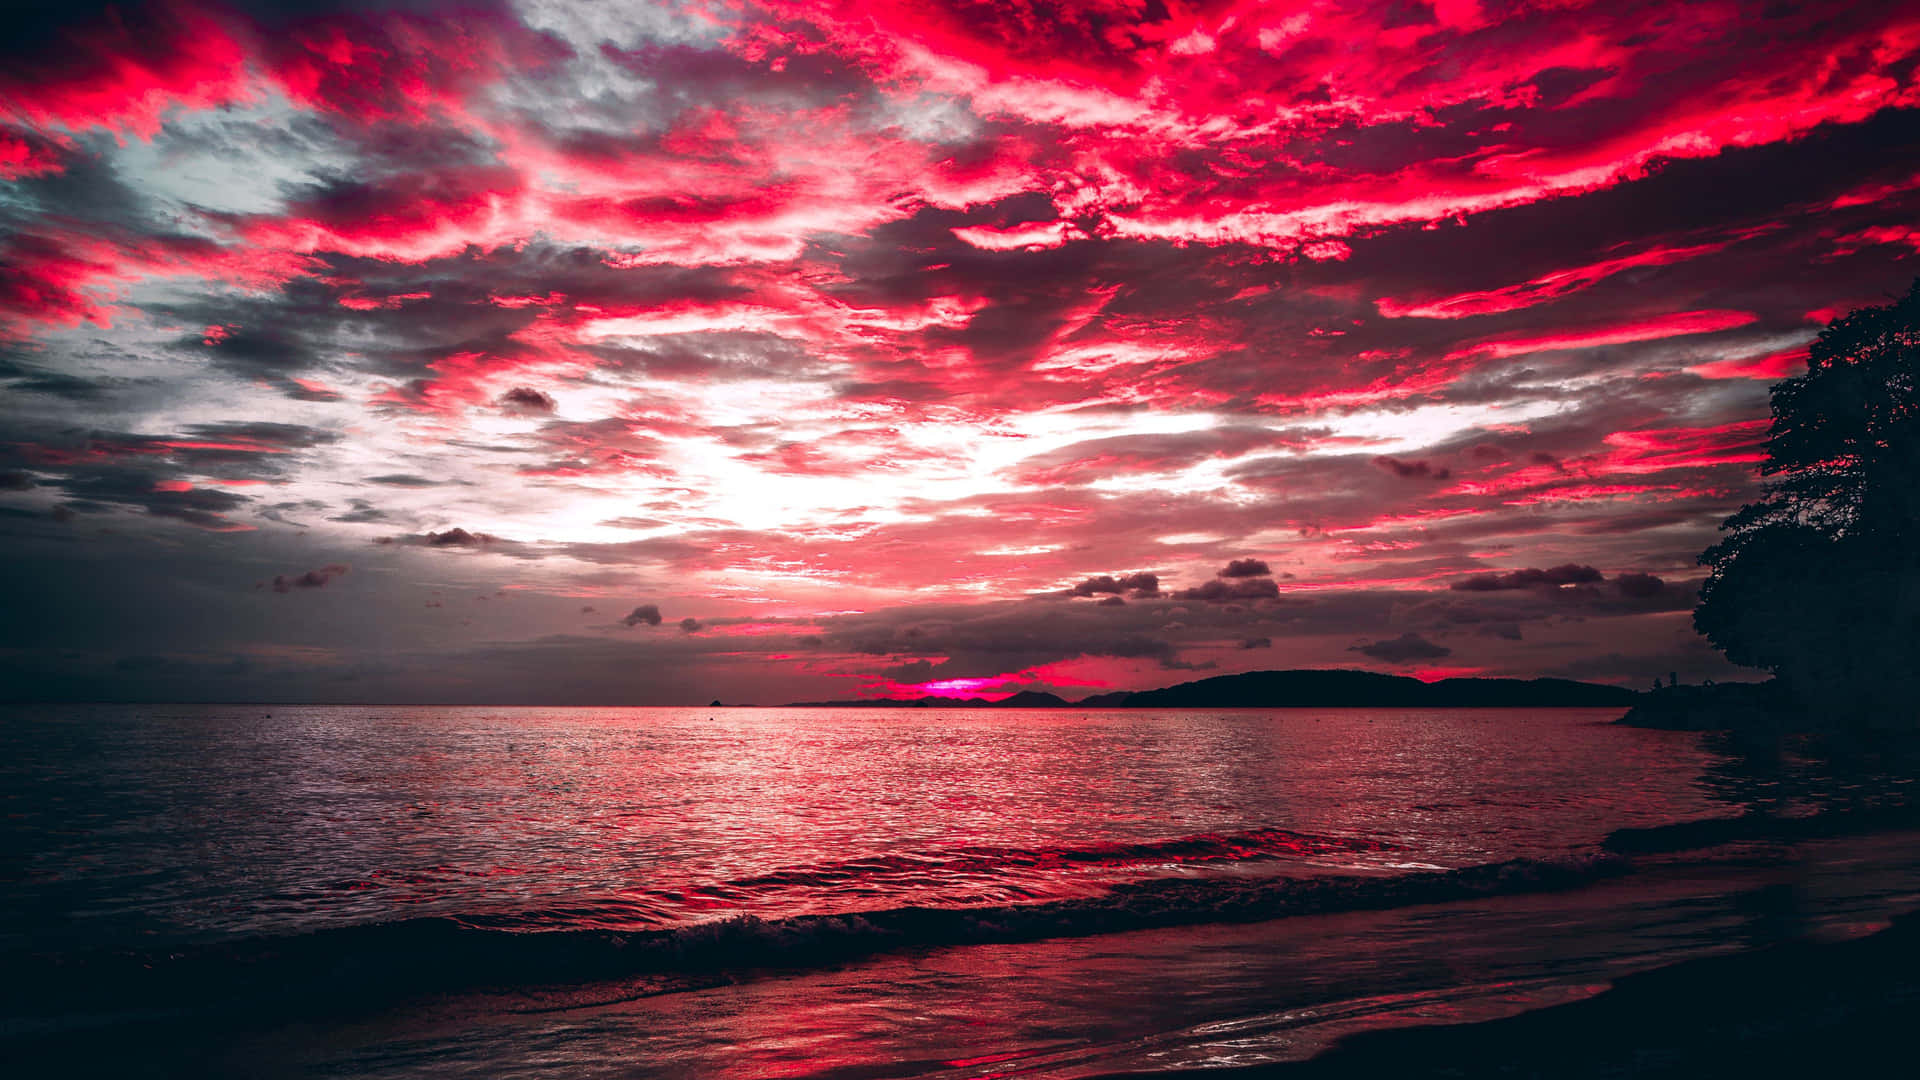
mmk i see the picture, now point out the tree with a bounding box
[1695,282,1920,726]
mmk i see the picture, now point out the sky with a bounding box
[2,0,1917,704]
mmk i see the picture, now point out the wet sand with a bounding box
[1128,908,1920,1079]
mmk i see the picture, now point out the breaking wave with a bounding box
[4,853,1628,1031]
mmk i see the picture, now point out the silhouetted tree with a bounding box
[1696,282,1920,726]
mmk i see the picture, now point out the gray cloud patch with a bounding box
[1614,572,1667,598]
[270,564,349,593]
[1066,572,1160,598]
[500,386,557,414]
[382,527,505,548]
[1350,632,1452,664]
[1451,564,1605,591]
[1178,577,1279,603]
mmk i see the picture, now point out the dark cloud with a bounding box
[383,527,502,548]
[328,499,388,524]
[1372,456,1450,481]
[818,600,1206,679]
[1066,572,1160,598]
[1451,565,1606,591]
[499,386,556,414]
[1178,578,1280,603]
[1239,636,1272,649]
[270,564,349,593]
[679,616,703,633]
[1614,572,1667,598]
[1350,632,1452,664]
[57,469,252,530]
[0,355,111,400]
[1218,558,1270,578]
[365,474,441,487]
[622,604,663,627]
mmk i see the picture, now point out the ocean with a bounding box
[5,704,1918,1077]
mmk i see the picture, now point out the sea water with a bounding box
[4,705,1917,1076]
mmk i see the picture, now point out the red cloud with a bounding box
[1599,421,1772,474]
[0,3,252,138]
[0,128,67,180]
[1377,242,1732,320]
[1687,345,1810,382]
[0,230,311,334]
[1445,310,1759,361]
[258,4,570,122]
[240,165,528,262]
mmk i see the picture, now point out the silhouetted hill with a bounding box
[1116,670,1635,708]
[785,670,1633,708]
[992,690,1073,707]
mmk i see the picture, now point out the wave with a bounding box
[2,854,1626,1032]
[691,826,1402,894]
[250,827,1404,932]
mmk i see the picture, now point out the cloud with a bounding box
[679,616,703,633]
[269,564,349,593]
[383,527,503,548]
[1615,572,1667,598]
[623,604,663,627]
[0,0,1911,704]
[1178,578,1280,603]
[1372,457,1451,481]
[366,474,442,487]
[1350,632,1453,664]
[328,499,388,524]
[499,386,557,414]
[1218,558,1271,578]
[1451,565,1606,591]
[1067,572,1160,598]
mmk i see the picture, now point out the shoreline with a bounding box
[1107,910,1920,1079]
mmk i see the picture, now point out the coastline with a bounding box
[1614,680,1791,732]
[1113,908,1920,1080]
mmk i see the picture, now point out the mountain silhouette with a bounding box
[785,670,1632,709]
[1115,670,1632,708]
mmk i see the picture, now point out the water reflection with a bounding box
[9,704,1920,1079]
[3,704,1737,954]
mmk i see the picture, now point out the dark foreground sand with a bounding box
[1115,909,1920,1079]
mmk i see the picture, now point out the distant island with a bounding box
[785,669,1638,709]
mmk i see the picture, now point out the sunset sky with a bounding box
[3,0,1917,704]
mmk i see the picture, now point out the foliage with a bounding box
[1695,281,1920,722]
